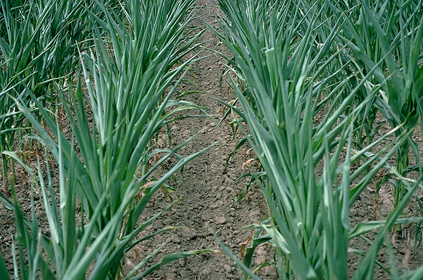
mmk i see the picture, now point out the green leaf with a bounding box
[0,253,10,280]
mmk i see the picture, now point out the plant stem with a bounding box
[394,142,410,233]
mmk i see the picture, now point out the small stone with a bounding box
[224,264,232,273]
[165,272,175,280]
[215,216,227,225]
[179,270,190,279]
[172,236,181,244]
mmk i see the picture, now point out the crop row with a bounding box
[1,0,423,279]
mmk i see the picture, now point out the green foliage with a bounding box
[216,0,423,279]
[1,0,423,279]
[331,0,423,209]
[0,0,119,194]
[1,0,214,279]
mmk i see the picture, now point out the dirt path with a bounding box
[143,1,271,279]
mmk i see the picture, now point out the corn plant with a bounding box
[216,0,423,279]
[0,0,215,278]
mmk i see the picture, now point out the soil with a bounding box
[134,1,273,278]
[1,1,423,279]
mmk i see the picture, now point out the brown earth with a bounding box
[135,1,273,278]
[1,0,423,279]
